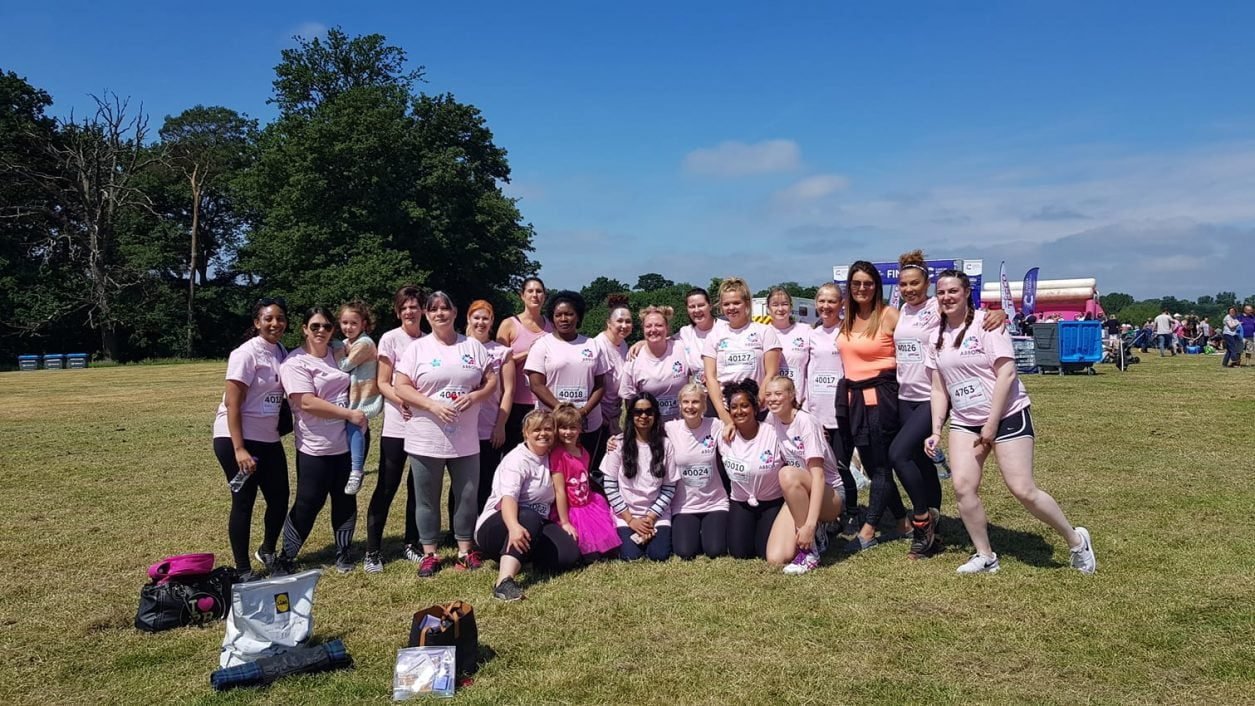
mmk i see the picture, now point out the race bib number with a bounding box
[810,370,839,395]
[724,456,749,484]
[896,338,925,364]
[658,396,679,418]
[947,377,987,412]
[681,464,711,487]
[555,386,588,404]
[436,385,469,403]
[778,364,794,380]
[721,349,754,371]
[262,391,283,415]
[528,501,551,517]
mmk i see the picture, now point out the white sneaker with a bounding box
[403,544,423,563]
[1069,527,1097,575]
[344,469,364,495]
[956,552,1000,574]
[783,549,820,575]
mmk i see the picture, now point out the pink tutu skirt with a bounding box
[566,493,622,555]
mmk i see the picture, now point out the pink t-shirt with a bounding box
[677,323,714,385]
[595,332,628,432]
[774,322,811,404]
[664,418,729,515]
[702,320,782,387]
[524,333,610,431]
[550,445,594,509]
[475,444,556,535]
[895,297,941,402]
[925,309,1031,427]
[619,340,689,421]
[396,334,492,459]
[507,316,552,405]
[768,410,841,488]
[279,347,351,456]
[378,326,423,439]
[476,341,511,441]
[717,422,785,504]
[805,323,845,429]
[599,437,680,527]
[213,336,286,443]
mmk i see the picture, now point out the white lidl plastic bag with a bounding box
[219,569,322,668]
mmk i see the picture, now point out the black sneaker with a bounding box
[271,552,296,577]
[254,547,276,574]
[334,548,355,574]
[492,577,525,602]
[235,569,260,583]
[840,508,865,536]
[907,515,937,559]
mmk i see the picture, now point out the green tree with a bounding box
[755,281,819,300]
[1100,292,1134,313]
[1215,291,1238,308]
[581,276,629,307]
[634,273,674,291]
[240,28,536,318]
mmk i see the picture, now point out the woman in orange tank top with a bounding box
[836,261,921,554]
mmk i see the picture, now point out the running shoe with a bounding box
[907,515,937,559]
[783,549,820,575]
[492,577,525,602]
[1069,527,1097,575]
[271,552,296,577]
[454,550,484,572]
[403,544,423,563]
[334,548,355,574]
[344,469,364,495]
[418,553,441,578]
[254,547,276,574]
[955,553,999,574]
[843,535,879,553]
[363,551,384,574]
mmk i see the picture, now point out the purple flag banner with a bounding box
[1021,267,1040,317]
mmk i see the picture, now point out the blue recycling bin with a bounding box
[18,355,39,371]
[66,353,89,368]
[1057,321,1104,364]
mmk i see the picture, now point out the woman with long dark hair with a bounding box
[600,392,679,561]
[211,297,291,579]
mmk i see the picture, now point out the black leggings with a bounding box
[851,408,906,528]
[583,426,606,490]
[889,399,943,515]
[283,451,356,558]
[825,427,858,511]
[473,507,581,572]
[213,438,289,571]
[672,510,729,559]
[477,438,504,513]
[503,403,533,455]
[366,436,419,553]
[727,498,784,559]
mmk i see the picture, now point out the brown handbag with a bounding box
[407,601,478,677]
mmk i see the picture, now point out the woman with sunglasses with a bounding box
[600,392,679,561]
[719,379,787,560]
[211,297,291,580]
[925,270,1096,575]
[703,277,782,438]
[364,285,424,573]
[497,277,553,450]
[394,291,499,578]
[275,307,367,575]
[524,290,610,483]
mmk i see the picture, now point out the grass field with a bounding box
[1,354,1253,704]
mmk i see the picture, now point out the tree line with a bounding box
[1100,291,1255,328]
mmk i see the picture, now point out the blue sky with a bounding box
[4,1,1254,298]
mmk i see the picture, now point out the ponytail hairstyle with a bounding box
[716,277,752,316]
[933,269,975,350]
[767,375,802,409]
[606,292,631,316]
[337,299,375,333]
[897,249,928,274]
[622,391,666,479]
[245,296,288,342]
[840,260,886,339]
[638,304,675,325]
[767,286,794,324]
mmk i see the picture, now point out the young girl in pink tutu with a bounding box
[551,403,621,562]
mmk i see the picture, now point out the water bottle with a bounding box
[228,457,258,492]
[929,447,951,479]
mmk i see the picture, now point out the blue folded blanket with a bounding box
[210,639,353,691]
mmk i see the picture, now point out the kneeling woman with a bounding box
[763,376,844,574]
[475,410,581,601]
[925,270,1097,575]
[600,392,680,561]
[665,384,730,559]
[718,380,787,560]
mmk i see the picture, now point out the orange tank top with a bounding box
[838,325,896,405]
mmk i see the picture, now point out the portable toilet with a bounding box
[43,353,65,370]
[66,353,89,369]
[18,355,39,371]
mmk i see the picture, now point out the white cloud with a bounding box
[682,139,801,177]
[287,21,328,42]
[773,174,850,204]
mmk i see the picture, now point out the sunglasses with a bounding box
[630,408,656,417]
[307,322,335,332]
[849,281,877,290]
[256,296,287,309]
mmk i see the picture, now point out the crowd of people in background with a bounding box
[1116,306,1255,367]
[211,254,1100,602]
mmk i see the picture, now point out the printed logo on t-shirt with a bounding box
[759,450,775,465]
[700,434,715,449]
[746,332,760,344]
[717,339,730,351]
[792,336,805,348]
[671,361,685,375]
[580,348,594,360]
[430,358,442,367]
[461,353,476,366]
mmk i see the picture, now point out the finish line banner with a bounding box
[832,259,983,307]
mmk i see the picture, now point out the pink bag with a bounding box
[148,553,215,585]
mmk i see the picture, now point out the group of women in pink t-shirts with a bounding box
[212,257,1096,600]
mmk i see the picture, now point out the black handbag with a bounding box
[408,601,478,677]
[135,567,235,633]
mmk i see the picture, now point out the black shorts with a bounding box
[954,407,1034,444]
